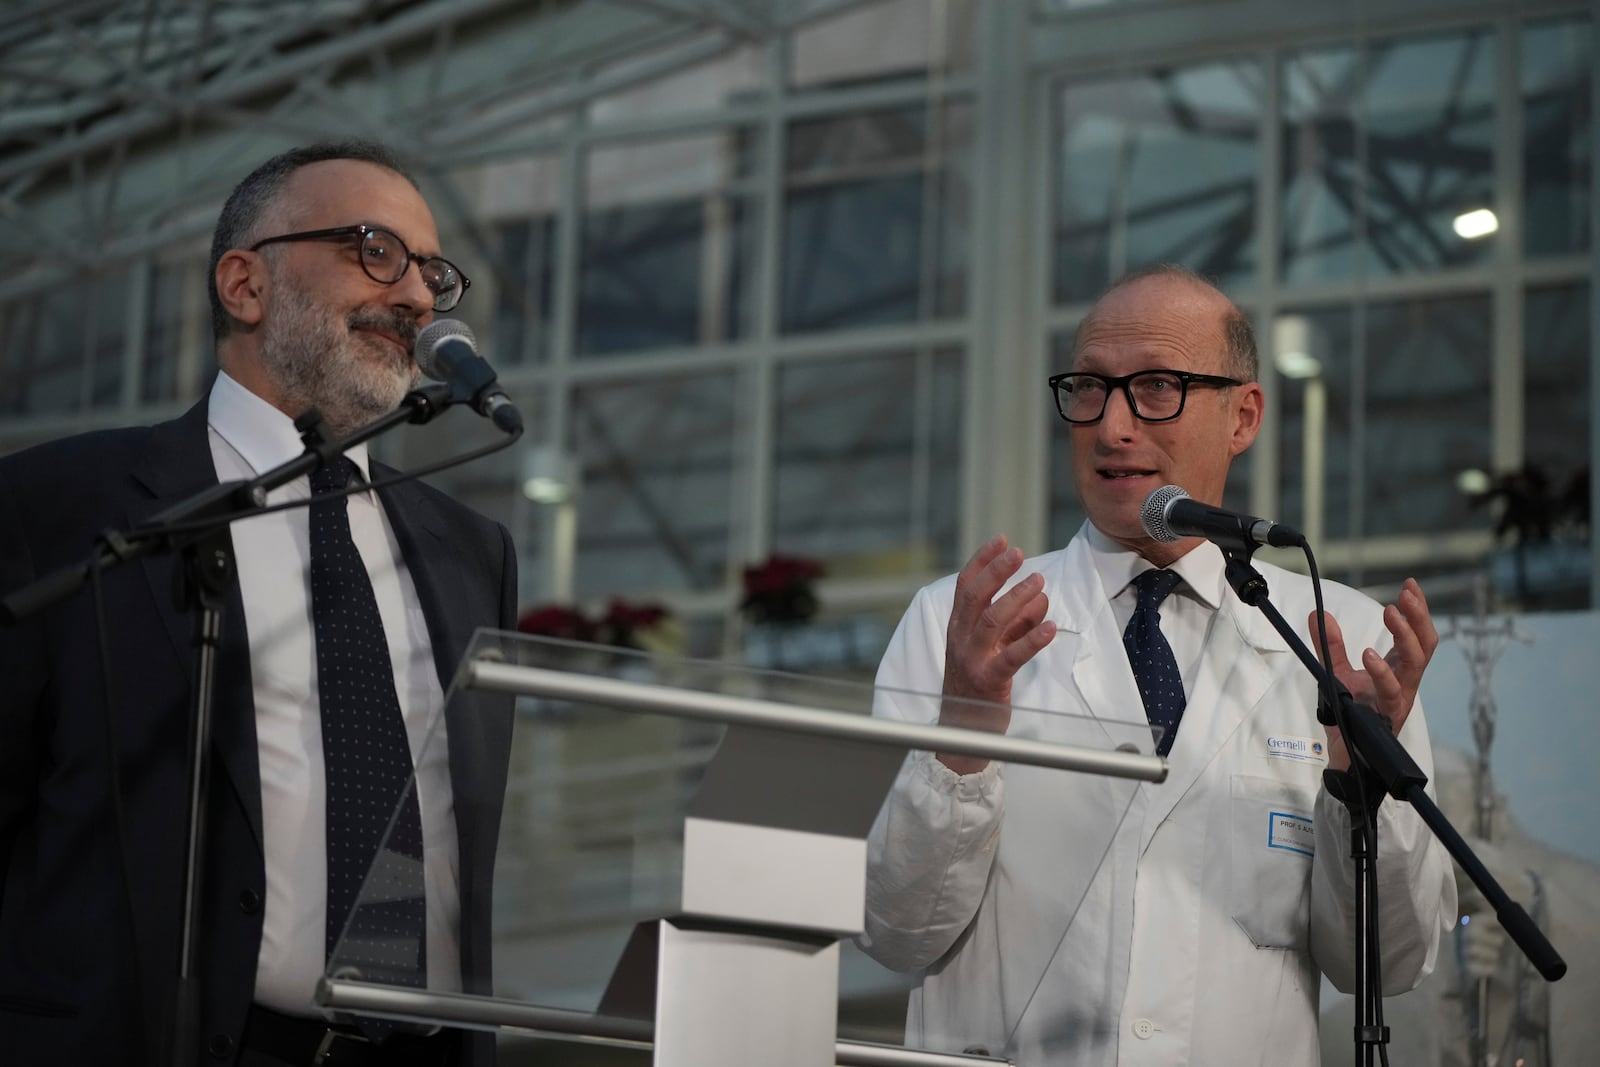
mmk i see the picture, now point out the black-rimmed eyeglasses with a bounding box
[1048,369,1243,424]
[249,224,471,312]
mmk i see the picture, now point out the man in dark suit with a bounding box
[0,141,516,1066]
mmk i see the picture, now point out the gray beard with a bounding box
[257,280,419,438]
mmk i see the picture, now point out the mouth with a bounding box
[1097,467,1157,481]
[358,326,409,350]
[355,327,417,364]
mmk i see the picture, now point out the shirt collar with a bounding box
[207,370,373,488]
[1082,521,1227,611]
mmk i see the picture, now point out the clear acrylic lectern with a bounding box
[319,630,1165,1066]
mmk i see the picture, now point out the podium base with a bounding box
[655,918,840,1067]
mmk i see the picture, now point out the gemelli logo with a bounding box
[1265,735,1327,763]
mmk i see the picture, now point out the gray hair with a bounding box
[207,140,418,340]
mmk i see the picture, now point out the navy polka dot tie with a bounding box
[1123,569,1186,758]
[309,457,427,993]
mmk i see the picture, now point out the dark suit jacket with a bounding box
[0,397,516,1066]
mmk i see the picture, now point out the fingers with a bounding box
[963,575,1054,688]
[951,534,1022,623]
[953,535,1047,646]
[1308,608,1353,676]
[944,534,1056,704]
[1385,578,1438,687]
[1361,646,1405,718]
[1312,585,1434,690]
[1400,578,1438,656]
[996,577,1048,642]
[1311,584,1435,766]
[996,586,1056,670]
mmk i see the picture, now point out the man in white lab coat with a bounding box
[859,265,1457,1066]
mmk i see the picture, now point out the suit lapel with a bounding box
[372,470,460,691]
[130,402,222,669]
[128,398,264,850]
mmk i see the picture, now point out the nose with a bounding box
[388,257,437,322]
[1095,385,1139,443]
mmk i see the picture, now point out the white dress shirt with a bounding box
[207,372,461,1015]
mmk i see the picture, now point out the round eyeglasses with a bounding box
[249,224,471,312]
[1048,369,1243,424]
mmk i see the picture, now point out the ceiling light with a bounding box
[1453,208,1498,239]
[522,445,578,503]
[1272,314,1321,379]
[1275,350,1322,380]
[522,476,571,504]
[1455,468,1491,495]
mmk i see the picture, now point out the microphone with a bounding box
[414,319,523,434]
[1140,485,1305,551]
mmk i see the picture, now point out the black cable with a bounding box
[120,421,522,548]
[1303,544,1374,829]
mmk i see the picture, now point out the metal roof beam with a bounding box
[0,0,535,184]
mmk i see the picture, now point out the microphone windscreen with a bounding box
[415,318,477,382]
[1141,484,1189,543]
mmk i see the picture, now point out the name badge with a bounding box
[1268,811,1315,856]
[1264,734,1327,764]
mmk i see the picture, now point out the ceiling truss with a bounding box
[0,0,872,301]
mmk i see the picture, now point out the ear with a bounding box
[214,249,267,329]
[1229,381,1265,456]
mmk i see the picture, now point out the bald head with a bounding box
[1074,265,1258,382]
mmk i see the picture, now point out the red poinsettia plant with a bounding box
[740,554,825,625]
[516,604,598,643]
[517,599,679,653]
[598,598,673,650]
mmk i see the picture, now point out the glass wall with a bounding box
[771,347,963,568]
[579,131,760,355]
[783,102,971,331]
[1054,59,1261,303]
[0,274,130,416]
[570,370,738,598]
[1522,19,1591,257]
[1281,31,1496,281]
[0,0,1591,644]
[1047,8,1591,605]
[1524,282,1589,522]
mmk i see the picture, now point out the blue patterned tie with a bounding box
[1123,569,1186,758]
[309,457,427,993]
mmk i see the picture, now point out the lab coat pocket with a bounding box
[1229,774,1315,950]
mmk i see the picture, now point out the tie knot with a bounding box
[1132,568,1182,611]
[310,456,356,497]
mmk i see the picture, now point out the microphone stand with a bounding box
[1217,546,1565,1067]
[1,383,455,1067]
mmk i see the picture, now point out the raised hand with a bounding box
[1310,578,1438,774]
[937,534,1056,773]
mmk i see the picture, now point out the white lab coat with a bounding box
[860,528,1456,1067]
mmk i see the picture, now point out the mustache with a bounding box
[346,308,420,350]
